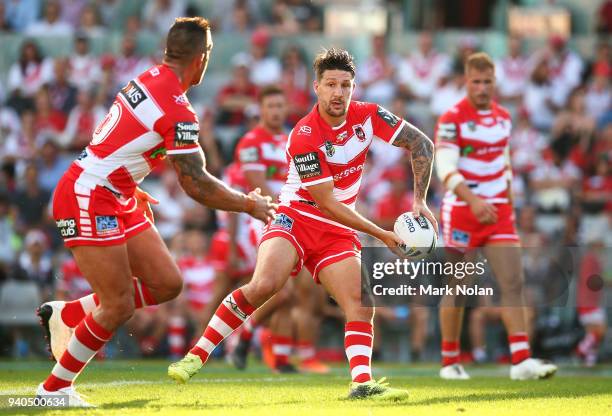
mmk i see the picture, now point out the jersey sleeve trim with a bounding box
[302,176,333,187]
[166,147,200,155]
[387,120,407,145]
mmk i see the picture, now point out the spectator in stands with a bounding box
[585,62,611,122]
[495,34,530,104]
[0,193,18,274]
[26,0,73,37]
[398,31,450,102]
[143,0,186,34]
[216,54,258,126]
[280,45,311,124]
[547,35,584,108]
[267,0,300,35]
[551,87,596,172]
[596,0,612,34]
[286,0,322,32]
[199,109,223,177]
[58,0,87,28]
[59,88,105,151]
[78,4,107,39]
[509,107,547,175]
[3,0,41,32]
[12,164,51,231]
[223,1,255,34]
[0,1,10,32]
[33,87,67,142]
[6,111,36,161]
[47,57,78,116]
[69,34,102,90]
[0,107,22,159]
[430,62,464,117]
[11,229,53,301]
[357,34,399,105]
[96,0,120,29]
[246,28,282,86]
[523,57,557,132]
[153,170,194,241]
[7,40,53,111]
[36,140,71,193]
[114,34,153,91]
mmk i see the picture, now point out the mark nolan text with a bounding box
[372,284,494,296]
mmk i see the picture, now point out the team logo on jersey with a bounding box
[56,218,78,238]
[271,213,294,231]
[376,105,400,128]
[467,121,477,131]
[462,145,474,156]
[451,229,470,246]
[173,94,189,106]
[120,81,146,109]
[95,216,120,236]
[298,125,312,135]
[149,67,160,77]
[175,122,199,146]
[336,131,348,142]
[352,124,366,142]
[239,146,259,163]
[294,152,321,179]
[324,140,335,157]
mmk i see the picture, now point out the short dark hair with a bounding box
[165,17,211,64]
[313,47,356,81]
[258,85,285,102]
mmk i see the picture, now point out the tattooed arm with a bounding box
[392,122,438,230]
[168,148,276,222]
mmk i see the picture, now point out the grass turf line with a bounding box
[0,361,611,416]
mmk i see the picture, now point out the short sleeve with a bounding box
[369,103,406,144]
[236,136,265,171]
[435,111,460,149]
[155,112,201,155]
[288,127,333,187]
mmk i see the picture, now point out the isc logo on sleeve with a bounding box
[120,81,147,109]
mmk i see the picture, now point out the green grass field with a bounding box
[1,360,611,415]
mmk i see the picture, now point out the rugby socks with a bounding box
[168,316,187,358]
[576,331,601,357]
[441,340,460,367]
[508,332,531,365]
[189,289,255,363]
[296,340,316,363]
[239,317,258,342]
[43,313,112,391]
[271,335,292,367]
[345,321,373,383]
[61,278,157,327]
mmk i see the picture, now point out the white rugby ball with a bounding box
[393,212,437,259]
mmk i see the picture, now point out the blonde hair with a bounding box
[465,52,495,73]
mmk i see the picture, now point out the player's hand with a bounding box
[378,229,406,258]
[246,188,278,223]
[469,198,498,224]
[412,199,439,237]
[134,188,159,223]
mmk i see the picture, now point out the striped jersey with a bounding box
[279,101,405,230]
[65,64,200,197]
[234,125,288,197]
[435,97,512,206]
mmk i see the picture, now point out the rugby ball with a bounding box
[393,212,437,259]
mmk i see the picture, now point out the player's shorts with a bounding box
[208,229,257,278]
[578,307,607,326]
[441,202,519,249]
[260,206,361,283]
[52,175,151,247]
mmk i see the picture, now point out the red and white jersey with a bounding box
[279,101,405,230]
[436,97,512,206]
[65,64,200,197]
[495,55,530,98]
[397,50,450,99]
[177,255,216,308]
[235,125,288,197]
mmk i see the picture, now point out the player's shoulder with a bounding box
[139,65,198,121]
[289,108,320,143]
[438,98,468,123]
[493,101,512,119]
[238,126,266,147]
[350,100,378,116]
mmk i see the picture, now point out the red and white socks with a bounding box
[168,316,187,358]
[345,321,373,383]
[271,335,292,368]
[239,317,258,342]
[43,313,112,391]
[441,340,460,367]
[61,278,157,328]
[296,340,316,363]
[508,332,531,365]
[189,289,255,363]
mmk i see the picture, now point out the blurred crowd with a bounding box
[0,0,610,362]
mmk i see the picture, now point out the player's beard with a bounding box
[324,99,347,117]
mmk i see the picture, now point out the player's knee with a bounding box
[161,274,183,301]
[499,278,523,298]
